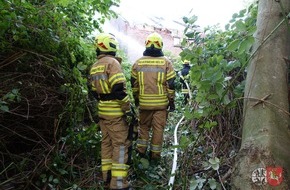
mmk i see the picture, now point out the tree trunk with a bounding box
[232,0,290,189]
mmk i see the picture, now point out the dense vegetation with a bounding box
[0,0,119,189]
[0,0,257,189]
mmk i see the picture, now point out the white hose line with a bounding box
[185,81,192,99]
[168,115,184,189]
[168,76,192,189]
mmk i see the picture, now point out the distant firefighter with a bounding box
[180,60,191,104]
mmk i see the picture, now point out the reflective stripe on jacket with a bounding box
[90,55,130,119]
[131,56,176,110]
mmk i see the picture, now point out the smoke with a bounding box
[102,21,144,64]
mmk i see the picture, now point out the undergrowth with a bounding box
[0,0,258,189]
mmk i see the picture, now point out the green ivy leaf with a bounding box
[184,108,195,119]
[235,20,246,32]
[182,16,189,23]
[190,180,198,190]
[208,94,219,100]
[209,157,219,164]
[209,157,220,170]
[77,62,87,71]
[190,178,206,190]
[143,184,155,190]
[226,60,240,72]
[179,136,190,149]
[239,9,246,17]
[53,178,59,184]
[208,178,217,189]
[238,36,254,54]
[185,31,195,38]
[56,0,71,7]
[247,26,257,35]
[49,175,53,182]
[227,39,240,52]
[222,94,231,105]
[140,158,149,169]
[232,13,239,19]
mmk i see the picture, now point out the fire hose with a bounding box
[168,76,192,189]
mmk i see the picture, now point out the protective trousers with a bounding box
[99,117,131,190]
[136,109,167,159]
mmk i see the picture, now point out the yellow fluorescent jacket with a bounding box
[131,56,176,110]
[89,55,129,119]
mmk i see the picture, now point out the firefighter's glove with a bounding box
[168,100,175,112]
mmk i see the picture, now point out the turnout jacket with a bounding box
[131,56,176,110]
[89,54,130,119]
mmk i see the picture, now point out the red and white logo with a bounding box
[266,167,283,186]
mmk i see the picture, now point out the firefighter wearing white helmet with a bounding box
[131,32,176,161]
[89,33,131,190]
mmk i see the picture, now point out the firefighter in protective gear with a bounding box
[130,32,176,160]
[180,60,191,104]
[89,33,131,190]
